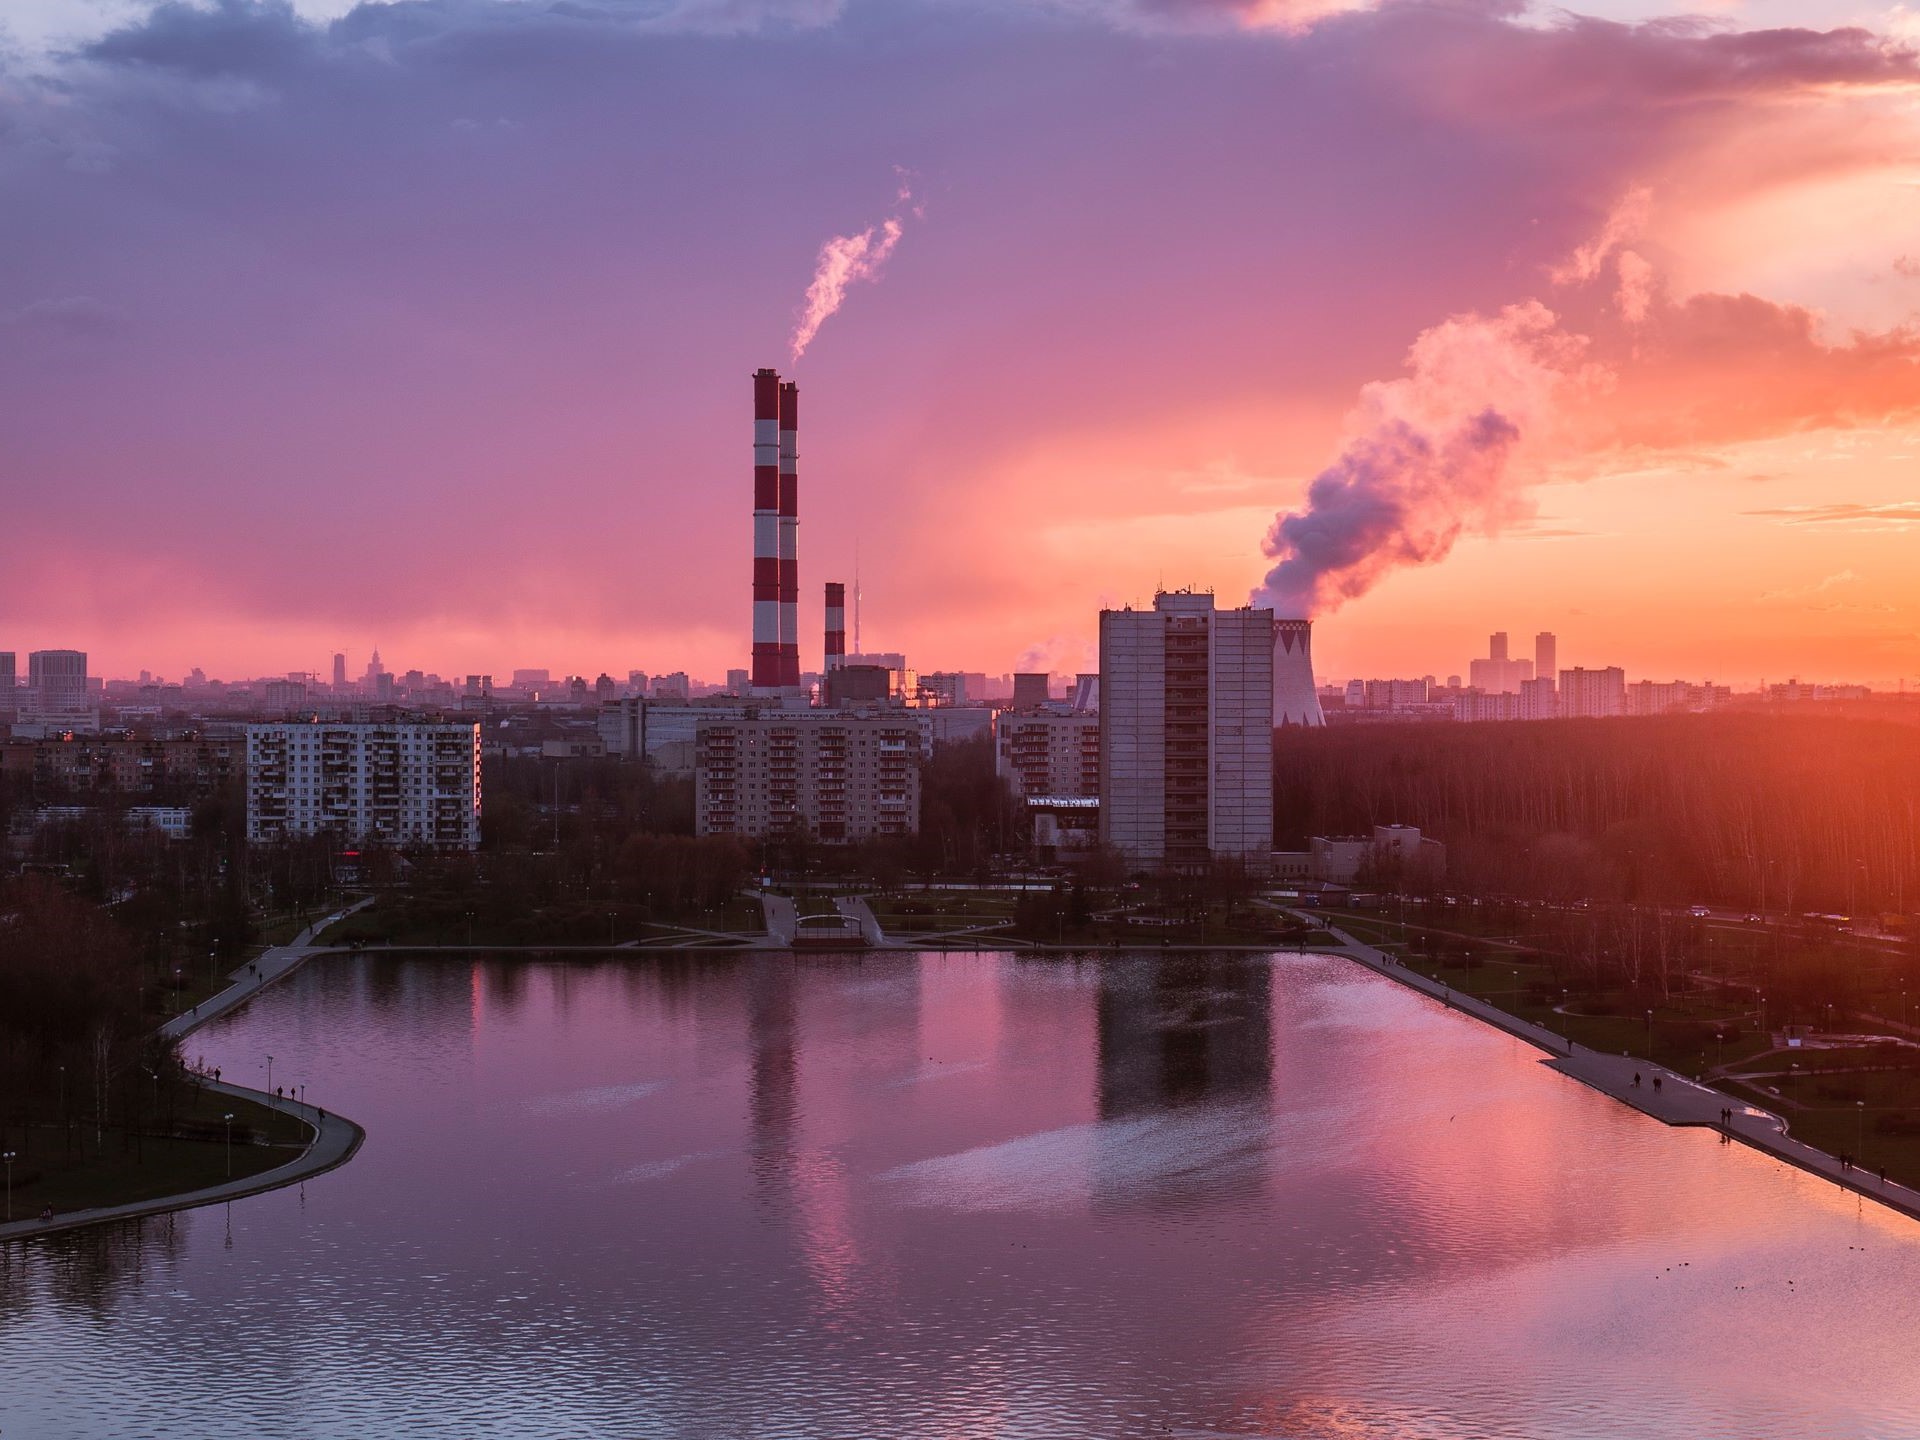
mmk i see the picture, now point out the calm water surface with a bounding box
[6,949,1920,1438]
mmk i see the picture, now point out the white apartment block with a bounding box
[695,714,921,842]
[995,711,1099,799]
[1099,591,1274,870]
[246,722,482,850]
[1559,666,1628,719]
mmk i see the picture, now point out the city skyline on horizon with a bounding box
[7,0,1920,695]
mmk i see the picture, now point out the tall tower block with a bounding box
[751,369,782,691]
[1273,619,1325,727]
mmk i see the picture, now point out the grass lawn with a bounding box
[3,1087,310,1222]
[319,895,764,947]
[1720,1059,1920,1188]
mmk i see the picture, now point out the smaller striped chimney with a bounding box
[824,582,846,674]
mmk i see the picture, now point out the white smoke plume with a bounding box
[1253,301,1592,618]
[789,183,917,361]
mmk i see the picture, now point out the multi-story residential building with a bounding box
[0,653,14,697]
[694,714,921,841]
[0,733,247,799]
[245,722,481,850]
[25,649,91,720]
[1519,675,1559,720]
[1628,680,1731,715]
[1559,666,1628,718]
[995,711,1099,799]
[1098,591,1273,870]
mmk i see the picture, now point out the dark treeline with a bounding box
[1275,715,1920,915]
[0,877,183,1154]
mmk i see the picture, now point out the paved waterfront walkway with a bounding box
[1310,917,1920,1225]
[0,1081,365,1244]
[2,902,375,1245]
[161,899,374,1043]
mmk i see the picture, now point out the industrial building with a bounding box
[245,721,482,850]
[1273,620,1325,726]
[1099,591,1274,870]
[694,714,922,842]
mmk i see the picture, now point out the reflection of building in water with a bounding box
[1092,954,1273,1210]
[745,958,798,1200]
[1098,954,1272,1117]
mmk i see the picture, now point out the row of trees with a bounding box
[0,877,180,1155]
[1276,715,1920,915]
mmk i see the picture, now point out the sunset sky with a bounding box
[4,0,1919,687]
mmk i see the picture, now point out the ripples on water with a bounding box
[6,950,1920,1439]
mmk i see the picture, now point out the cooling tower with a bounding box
[1273,619,1325,727]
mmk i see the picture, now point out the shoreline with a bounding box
[1310,918,1920,1225]
[0,901,373,1245]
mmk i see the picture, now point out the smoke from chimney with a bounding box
[1253,302,1586,619]
[789,183,917,361]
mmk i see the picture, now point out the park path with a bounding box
[833,895,895,948]
[0,1079,364,1244]
[1308,916,1920,1225]
[161,898,374,1043]
[2,901,374,1244]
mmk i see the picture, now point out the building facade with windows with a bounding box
[245,722,482,850]
[694,714,921,841]
[995,711,1099,800]
[1098,591,1274,870]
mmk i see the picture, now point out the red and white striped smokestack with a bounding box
[751,368,782,691]
[777,380,800,689]
[824,582,846,674]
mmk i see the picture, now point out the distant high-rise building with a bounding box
[0,652,13,695]
[1560,666,1626,718]
[1099,591,1273,870]
[1519,675,1558,720]
[514,668,552,690]
[1470,633,1533,694]
[27,649,89,717]
[725,668,750,695]
[332,652,348,692]
[1534,632,1556,691]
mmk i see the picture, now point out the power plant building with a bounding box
[245,721,482,850]
[1273,620,1325,726]
[1099,592,1274,870]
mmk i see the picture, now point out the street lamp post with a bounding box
[266,1055,274,1111]
[1858,1099,1866,1169]
[3,1150,13,1222]
[1646,1009,1654,1053]
[608,913,616,947]
[223,1113,234,1177]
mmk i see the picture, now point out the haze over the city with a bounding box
[5,0,1920,687]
